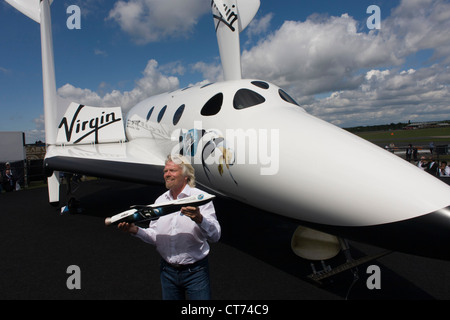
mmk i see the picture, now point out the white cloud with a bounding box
[385,0,450,62]
[306,64,450,127]
[107,0,210,44]
[0,66,9,74]
[94,49,108,57]
[241,13,401,94]
[159,61,186,76]
[57,59,179,113]
[26,114,45,144]
[191,61,223,83]
[246,13,273,40]
[66,0,110,19]
[237,0,450,127]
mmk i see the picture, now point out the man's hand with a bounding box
[181,206,203,224]
[117,222,138,235]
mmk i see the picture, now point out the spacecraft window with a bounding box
[201,83,215,88]
[173,104,185,125]
[146,106,155,121]
[233,89,266,109]
[279,89,299,106]
[201,93,223,116]
[251,81,269,89]
[157,105,167,123]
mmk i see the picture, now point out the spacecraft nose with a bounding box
[360,206,450,260]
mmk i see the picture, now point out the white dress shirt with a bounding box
[440,166,450,177]
[134,185,221,265]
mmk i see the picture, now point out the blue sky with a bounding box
[1,0,449,143]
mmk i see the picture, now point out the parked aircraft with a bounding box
[6,0,450,263]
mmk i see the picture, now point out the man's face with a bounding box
[163,161,187,191]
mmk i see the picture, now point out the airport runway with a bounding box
[1,178,450,300]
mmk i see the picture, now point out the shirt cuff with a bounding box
[134,227,146,239]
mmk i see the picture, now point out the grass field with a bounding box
[354,126,450,144]
[353,126,450,162]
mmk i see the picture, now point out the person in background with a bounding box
[425,156,438,176]
[417,156,427,170]
[405,144,413,162]
[439,161,450,177]
[2,162,15,192]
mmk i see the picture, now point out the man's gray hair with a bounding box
[166,154,196,187]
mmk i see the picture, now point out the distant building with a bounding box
[403,121,450,130]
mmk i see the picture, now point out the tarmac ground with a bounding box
[1,178,450,301]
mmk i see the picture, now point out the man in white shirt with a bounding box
[417,156,427,170]
[117,154,221,300]
[439,161,450,177]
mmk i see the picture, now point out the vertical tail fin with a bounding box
[5,0,41,22]
[39,0,58,146]
[212,0,260,81]
[6,0,60,205]
[6,0,57,145]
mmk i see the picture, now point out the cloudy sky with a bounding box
[1,0,449,143]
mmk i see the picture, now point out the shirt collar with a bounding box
[166,184,192,200]
[178,184,192,198]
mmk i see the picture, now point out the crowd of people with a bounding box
[405,143,450,177]
[416,156,450,177]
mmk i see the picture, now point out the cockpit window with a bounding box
[173,104,185,125]
[279,89,299,106]
[233,89,266,110]
[251,81,269,89]
[157,105,167,123]
[201,93,223,116]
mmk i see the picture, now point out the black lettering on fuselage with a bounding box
[58,105,121,144]
[212,1,238,32]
